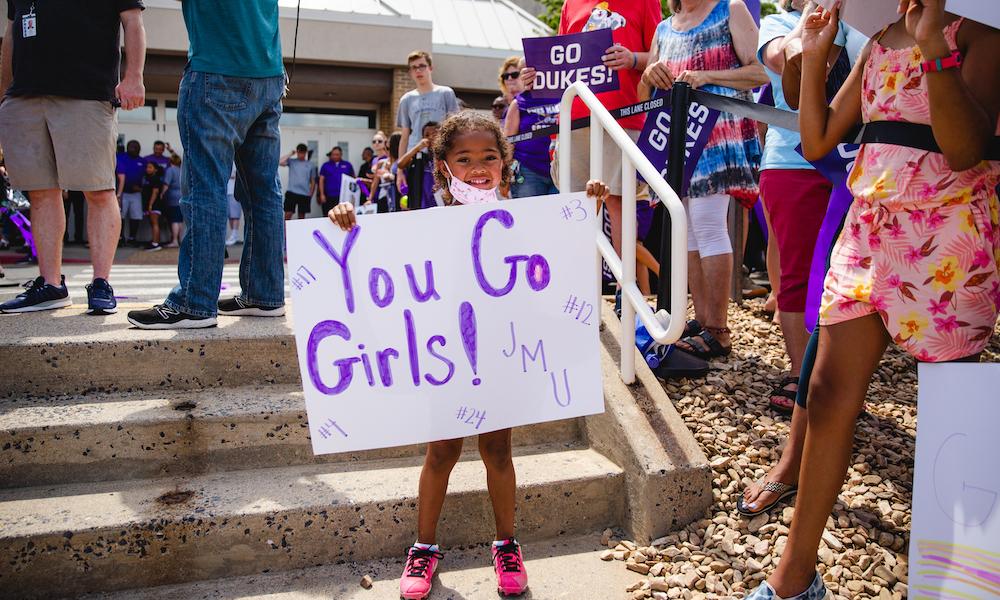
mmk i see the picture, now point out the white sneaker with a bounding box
[225,232,237,246]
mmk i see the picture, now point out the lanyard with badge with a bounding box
[22,2,37,38]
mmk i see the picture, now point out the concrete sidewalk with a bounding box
[86,533,641,600]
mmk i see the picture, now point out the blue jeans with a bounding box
[511,166,558,198]
[165,70,286,317]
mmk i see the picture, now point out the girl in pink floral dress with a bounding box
[746,1,999,599]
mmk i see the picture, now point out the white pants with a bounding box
[684,194,732,258]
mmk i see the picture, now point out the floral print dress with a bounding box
[820,19,1000,361]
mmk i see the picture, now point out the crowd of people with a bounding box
[115,139,184,251]
[0,1,997,600]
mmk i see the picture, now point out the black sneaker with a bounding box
[218,297,286,317]
[144,242,163,252]
[127,304,217,329]
[0,276,72,313]
[86,278,118,315]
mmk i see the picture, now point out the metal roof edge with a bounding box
[432,44,523,60]
[141,0,433,31]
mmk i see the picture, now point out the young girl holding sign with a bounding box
[746,2,999,599]
[330,111,609,600]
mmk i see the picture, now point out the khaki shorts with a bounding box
[551,126,649,200]
[0,95,117,192]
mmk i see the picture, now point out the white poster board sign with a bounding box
[285,193,603,454]
[339,177,362,206]
[815,0,999,37]
[910,363,1000,598]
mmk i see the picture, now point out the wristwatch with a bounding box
[920,51,962,74]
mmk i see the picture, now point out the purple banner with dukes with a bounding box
[636,89,720,197]
[522,29,619,100]
[797,143,860,332]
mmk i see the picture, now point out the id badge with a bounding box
[22,12,37,38]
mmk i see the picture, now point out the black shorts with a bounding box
[149,197,166,215]
[165,205,183,223]
[284,191,311,215]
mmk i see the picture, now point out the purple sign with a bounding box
[522,29,619,100]
[797,143,860,332]
[746,0,761,26]
[1,207,36,260]
[636,89,721,197]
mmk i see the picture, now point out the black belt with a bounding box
[855,121,1000,161]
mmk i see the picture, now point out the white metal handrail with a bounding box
[559,82,688,384]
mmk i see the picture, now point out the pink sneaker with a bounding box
[492,539,529,596]
[399,545,443,600]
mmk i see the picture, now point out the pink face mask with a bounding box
[444,162,499,205]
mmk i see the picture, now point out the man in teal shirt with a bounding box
[129,1,288,329]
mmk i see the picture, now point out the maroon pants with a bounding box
[760,169,832,313]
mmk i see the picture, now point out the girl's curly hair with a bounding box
[431,111,514,202]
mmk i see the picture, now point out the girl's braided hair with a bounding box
[431,111,514,202]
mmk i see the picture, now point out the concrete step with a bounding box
[84,532,639,600]
[0,384,582,488]
[0,310,299,398]
[0,446,624,599]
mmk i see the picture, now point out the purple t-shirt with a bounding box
[320,161,355,198]
[116,154,147,193]
[144,153,171,171]
[513,92,558,177]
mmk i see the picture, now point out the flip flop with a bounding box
[737,480,798,517]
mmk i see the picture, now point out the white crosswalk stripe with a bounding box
[62,265,290,303]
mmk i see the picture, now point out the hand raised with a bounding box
[801,3,841,58]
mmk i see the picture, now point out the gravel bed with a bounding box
[603,299,1000,600]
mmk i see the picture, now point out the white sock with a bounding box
[493,539,516,547]
[413,541,439,552]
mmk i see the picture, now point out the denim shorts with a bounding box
[120,192,143,220]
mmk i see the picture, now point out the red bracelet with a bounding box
[920,51,962,74]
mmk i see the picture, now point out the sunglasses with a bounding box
[501,71,521,81]
[372,138,385,144]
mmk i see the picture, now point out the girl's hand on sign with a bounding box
[586,179,610,206]
[329,202,358,231]
[602,44,634,71]
[802,3,840,58]
[675,70,710,89]
[642,60,675,91]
